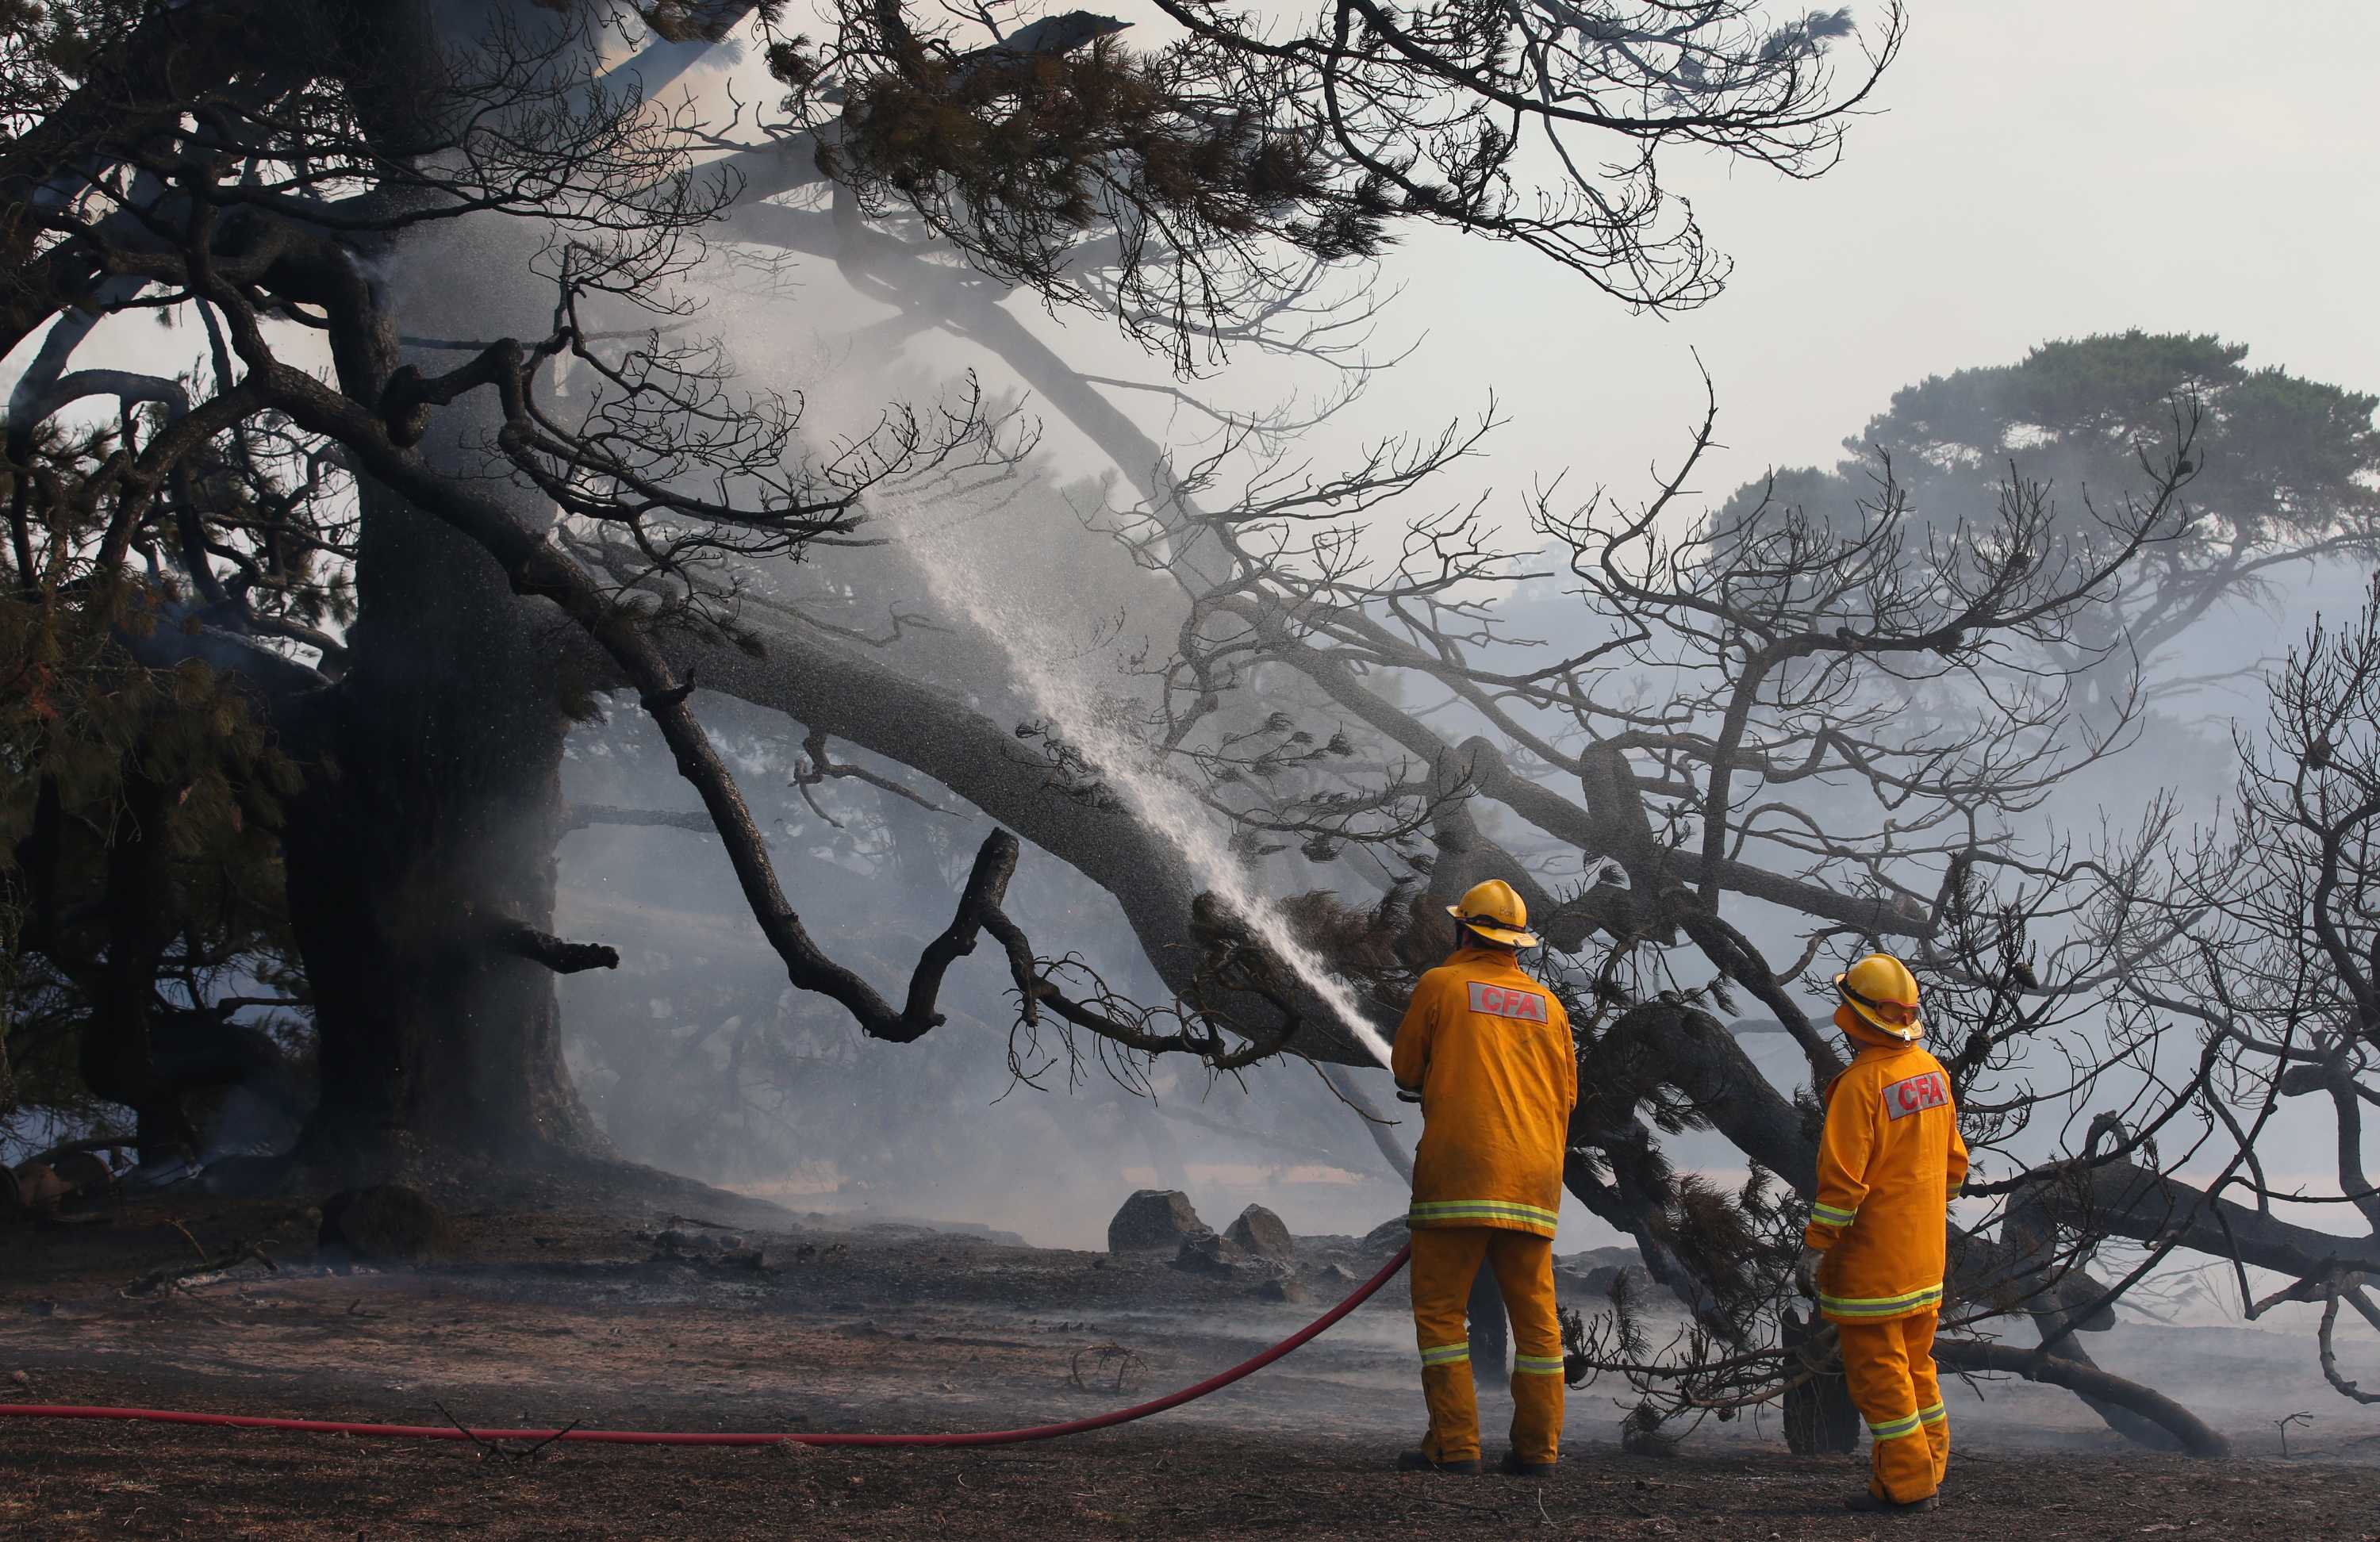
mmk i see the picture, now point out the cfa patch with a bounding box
[1883,1069,1949,1121]
[1467,980,1550,1022]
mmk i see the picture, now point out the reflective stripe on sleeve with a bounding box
[1917,1401,1946,1426]
[1419,1342,1471,1367]
[1818,1283,1944,1319]
[1809,1201,1858,1228]
[1407,1199,1560,1233]
[1513,1354,1564,1377]
[1867,1411,1924,1442]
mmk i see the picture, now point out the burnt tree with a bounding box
[1,0,1900,1167]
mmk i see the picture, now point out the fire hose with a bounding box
[0,1243,1412,1449]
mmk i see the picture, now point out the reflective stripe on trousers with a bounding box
[1407,1199,1560,1234]
[1820,1282,1944,1320]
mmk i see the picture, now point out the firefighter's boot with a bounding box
[1844,1490,1939,1514]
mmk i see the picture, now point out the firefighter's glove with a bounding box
[1793,1245,1824,1299]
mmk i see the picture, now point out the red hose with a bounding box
[0,1243,1411,1449]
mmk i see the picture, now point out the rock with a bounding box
[1223,1204,1294,1260]
[8,1370,28,1386]
[1171,1233,1248,1275]
[1251,1275,1311,1305]
[1358,1216,1411,1255]
[1560,1245,1643,1272]
[1107,1190,1211,1253]
[1314,1262,1358,1287]
[1561,1261,1658,1302]
[49,1152,113,1195]
[317,1184,451,1266]
[5,1163,71,1218]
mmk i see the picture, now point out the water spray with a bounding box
[897,499,1399,1072]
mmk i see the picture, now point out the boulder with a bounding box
[317,1184,451,1266]
[49,1152,113,1195]
[1107,1190,1211,1253]
[1171,1233,1248,1276]
[2,1164,71,1219]
[1557,1252,1662,1303]
[1358,1216,1411,1255]
[1251,1275,1311,1305]
[1223,1204,1294,1260]
[1574,1264,1636,1296]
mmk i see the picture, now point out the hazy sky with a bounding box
[1299,0,2380,526]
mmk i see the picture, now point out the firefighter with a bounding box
[1795,952,1969,1514]
[1390,879,1577,1478]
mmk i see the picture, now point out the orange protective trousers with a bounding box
[1835,1306,1948,1502]
[1410,1227,1564,1465]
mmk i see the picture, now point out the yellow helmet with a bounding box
[1835,953,1923,1041]
[1447,879,1539,948]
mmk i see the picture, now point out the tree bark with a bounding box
[282,465,605,1171]
[1468,1259,1511,1384]
[1780,1306,1859,1455]
[83,769,202,1160]
[278,2,606,1172]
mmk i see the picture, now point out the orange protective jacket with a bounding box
[1392,946,1577,1238]
[1805,1005,1969,1322]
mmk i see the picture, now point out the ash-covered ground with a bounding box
[2,1186,2377,1537]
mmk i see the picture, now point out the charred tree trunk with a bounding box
[84,769,202,1161]
[1780,1306,1859,1455]
[1468,1260,1510,1385]
[282,475,603,1172]
[278,2,607,1174]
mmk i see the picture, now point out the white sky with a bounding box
[1258,0,2380,528]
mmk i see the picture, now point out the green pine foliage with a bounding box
[1,426,306,1127]
[1714,332,2380,683]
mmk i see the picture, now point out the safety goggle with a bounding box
[1841,981,1918,1028]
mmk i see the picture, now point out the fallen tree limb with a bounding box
[1933,1338,2229,1457]
[2009,1159,2380,1308]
